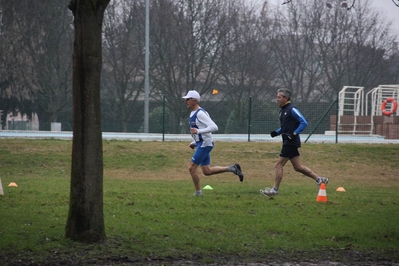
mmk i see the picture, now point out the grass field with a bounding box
[0,139,398,265]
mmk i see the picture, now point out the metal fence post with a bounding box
[335,96,339,143]
[248,96,252,142]
[304,99,338,143]
[162,95,166,142]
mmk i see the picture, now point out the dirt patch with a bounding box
[1,249,399,265]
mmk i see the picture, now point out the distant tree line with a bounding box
[0,0,398,132]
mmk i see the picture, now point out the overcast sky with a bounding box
[252,0,399,36]
[369,0,399,35]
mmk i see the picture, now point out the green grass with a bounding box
[0,139,398,264]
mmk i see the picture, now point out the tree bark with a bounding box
[65,0,109,243]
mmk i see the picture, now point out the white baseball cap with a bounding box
[182,90,200,100]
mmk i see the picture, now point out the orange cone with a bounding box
[8,182,18,187]
[316,183,327,202]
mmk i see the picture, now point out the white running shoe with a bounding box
[317,177,329,187]
[260,187,278,197]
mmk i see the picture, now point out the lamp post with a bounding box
[144,0,150,133]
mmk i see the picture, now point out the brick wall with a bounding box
[330,115,399,139]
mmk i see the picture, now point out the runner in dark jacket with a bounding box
[260,89,328,197]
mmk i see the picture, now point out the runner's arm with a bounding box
[196,111,218,134]
[291,108,308,134]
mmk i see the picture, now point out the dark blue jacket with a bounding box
[276,102,308,147]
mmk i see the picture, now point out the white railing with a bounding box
[338,86,369,134]
[339,85,399,135]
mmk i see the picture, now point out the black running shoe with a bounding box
[234,163,244,182]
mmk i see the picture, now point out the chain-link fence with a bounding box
[106,98,337,136]
[13,97,399,142]
[55,98,339,140]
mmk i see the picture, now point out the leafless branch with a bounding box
[284,0,398,10]
[282,0,292,5]
[345,0,356,10]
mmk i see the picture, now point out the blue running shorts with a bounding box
[191,146,213,166]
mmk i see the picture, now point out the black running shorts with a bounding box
[279,145,300,159]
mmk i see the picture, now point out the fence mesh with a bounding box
[96,98,339,137]
[14,98,338,137]
[6,97,399,142]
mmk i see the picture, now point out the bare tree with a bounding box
[269,1,328,102]
[0,8,27,129]
[65,0,109,243]
[283,0,399,10]
[317,0,397,94]
[219,1,278,133]
[266,0,398,101]
[102,0,146,132]
[150,0,239,133]
[0,0,74,130]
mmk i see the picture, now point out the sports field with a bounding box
[0,139,398,265]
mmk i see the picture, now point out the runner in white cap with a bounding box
[182,90,244,196]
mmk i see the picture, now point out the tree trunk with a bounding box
[65,0,109,243]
